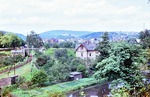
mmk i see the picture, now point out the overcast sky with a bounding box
[0,0,150,35]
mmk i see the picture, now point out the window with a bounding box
[89,53,91,56]
[81,53,83,57]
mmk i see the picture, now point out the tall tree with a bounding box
[26,31,44,48]
[96,32,110,62]
[139,29,150,48]
[94,42,146,90]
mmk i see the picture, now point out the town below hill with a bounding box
[0,30,139,41]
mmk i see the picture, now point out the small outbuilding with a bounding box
[69,72,82,81]
[10,75,18,84]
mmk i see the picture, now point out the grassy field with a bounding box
[12,78,98,97]
[45,48,75,57]
[0,57,38,80]
[45,48,56,56]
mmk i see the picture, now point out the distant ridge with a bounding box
[39,30,139,39]
[39,30,93,39]
[0,30,139,40]
[0,30,26,40]
[80,31,139,40]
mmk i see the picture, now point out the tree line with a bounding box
[0,32,24,48]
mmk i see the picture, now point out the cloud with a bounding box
[0,0,150,35]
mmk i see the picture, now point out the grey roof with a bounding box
[84,43,96,51]
[70,72,82,75]
[11,50,23,53]
[75,43,97,51]
[75,43,81,50]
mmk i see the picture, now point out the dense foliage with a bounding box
[0,55,24,68]
[94,42,146,90]
[96,32,110,61]
[31,70,48,86]
[0,32,24,48]
[44,41,75,49]
[139,29,150,49]
[34,48,87,85]
[91,32,110,71]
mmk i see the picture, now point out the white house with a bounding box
[75,42,100,60]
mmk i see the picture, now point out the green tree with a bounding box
[31,70,48,86]
[59,41,75,48]
[26,31,44,48]
[94,42,146,90]
[69,58,84,71]
[0,33,24,48]
[96,32,110,61]
[36,55,50,67]
[54,49,68,63]
[47,63,70,84]
[77,64,88,77]
[139,29,150,48]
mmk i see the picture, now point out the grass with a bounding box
[45,48,56,56]
[45,48,75,57]
[0,57,38,80]
[12,78,98,97]
[0,51,11,56]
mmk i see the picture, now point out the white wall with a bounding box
[76,46,88,60]
[76,46,100,60]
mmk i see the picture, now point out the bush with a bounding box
[77,64,89,77]
[16,76,26,86]
[47,63,70,84]
[31,70,48,86]
[36,55,50,67]
[19,81,33,90]
[1,85,18,97]
[69,58,85,71]
[54,49,68,61]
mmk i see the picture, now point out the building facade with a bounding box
[75,42,100,60]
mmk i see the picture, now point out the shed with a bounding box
[10,75,18,84]
[69,72,82,81]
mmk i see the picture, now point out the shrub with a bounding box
[16,76,26,86]
[77,64,88,77]
[1,85,18,97]
[31,70,48,86]
[19,81,33,90]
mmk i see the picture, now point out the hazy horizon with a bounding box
[0,0,150,35]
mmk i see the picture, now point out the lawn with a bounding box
[12,78,98,97]
[45,48,56,56]
[45,48,75,57]
[0,51,11,56]
[0,57,38,80]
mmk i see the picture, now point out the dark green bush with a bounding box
[31,70,48,86]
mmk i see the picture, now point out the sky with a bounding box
[0,0,150,35]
